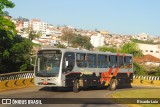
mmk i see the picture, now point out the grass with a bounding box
[109,89,160,107]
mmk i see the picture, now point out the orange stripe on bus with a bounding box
[108,68,113,75]
[100,68,113,83]
[113,68,119,76]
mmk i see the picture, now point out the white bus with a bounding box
[34,48,133,93]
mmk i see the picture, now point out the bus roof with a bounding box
[39,48,133,56]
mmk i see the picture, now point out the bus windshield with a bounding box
[35,50,62,77]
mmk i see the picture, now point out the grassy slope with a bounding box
[110,89,160,107]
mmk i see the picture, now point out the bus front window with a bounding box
[35,50,62,77]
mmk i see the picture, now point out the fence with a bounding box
[0,71,160,81]
[133,75,160,81]
[0,71,160,91]
[0,71,34,91]
[0,71,34,82]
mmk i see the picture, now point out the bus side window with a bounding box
[76,53,87,68]
[87,54,97,68]
[109,55,118,68]
[98,54,108,68]
[124,56,132,68]
[119,56,124,68]
[62,52,75,73]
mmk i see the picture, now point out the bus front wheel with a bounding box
[109,79,117,91]
[73,79,80,93]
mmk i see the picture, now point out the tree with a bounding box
[56,44,66,48]
[21,26,41,41]
[0,0,16,72]
[61,27,75,46]
[98,46,117,53]
[0,0,15,16]
[0,1,35,73]
[83,42,93,50]
[9,35,34,71]
[3,11,9,16]
[133,62,147,75]
[71,35,93,50]
[17,16,29,22]
[28,30,40,41]
[121,42,143,57]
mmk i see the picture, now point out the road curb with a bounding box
[0,78,35,91]
[132,79,160,86]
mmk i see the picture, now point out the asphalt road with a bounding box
[0,85,159,107]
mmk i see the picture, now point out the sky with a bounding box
[5,0,160,36]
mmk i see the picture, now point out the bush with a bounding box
[133,62,147,75]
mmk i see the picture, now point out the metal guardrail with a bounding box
[0,71,160,82]
[0,71,34,82]
[133,75,160,80]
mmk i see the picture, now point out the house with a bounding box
[134,54,160,66]
[137,43,160,59]
[90,33,105,47]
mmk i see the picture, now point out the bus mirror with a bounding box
[30,55,36,66]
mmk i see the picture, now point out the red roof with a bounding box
[134,54,160,63]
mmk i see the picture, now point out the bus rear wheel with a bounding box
[109,79,117,91]
[73,79,80,93]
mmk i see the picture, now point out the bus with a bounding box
[34,48,133,93]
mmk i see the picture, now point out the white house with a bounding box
[23,22,30,28]
[91,33,105,47]
[133,32,149,41]
[137,43,160,59]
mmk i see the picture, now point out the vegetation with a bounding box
[98,42,143,57]
[131,39,160,44]
[61,28,75,46]
[144,66,160,76]
[28,30,41,41]
[56,44,66,48]
[60,28,93,50]
[121,42,143,57]
[133,63,147,75]
[98,42,143,54]
[0,0,34,73]
[110,89,160,107]
[71,35,93,50]
[16,16,29,22]
[98,46,117,53]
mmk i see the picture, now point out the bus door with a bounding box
[62,52,75,74]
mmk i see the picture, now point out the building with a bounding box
[15,22,23,32]
[133,32,149,41]
[134,54,160,66]
[46,28,62,36]
[32,21,41,31]
[27,19,48,37]
[23,21,30,28]
[137,43,160,58]
[40,22,48,37]
[91,33,105,47]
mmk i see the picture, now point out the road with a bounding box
[0,85,159,107]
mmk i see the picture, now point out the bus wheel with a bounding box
[73,79,80,93]
[51,87,58,91]
[109,79,117,91]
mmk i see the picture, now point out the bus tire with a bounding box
[51,87,58,91]
[109,79,117,91]
[73,79,80,93]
